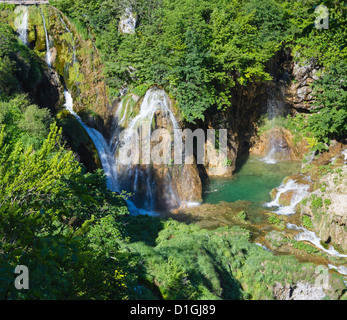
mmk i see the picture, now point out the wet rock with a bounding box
[250,127,309,161]
[278,190,295,206]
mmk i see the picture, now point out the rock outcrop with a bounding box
[250,127,309,161]
[285,59,322,112]
[300,162,347,254]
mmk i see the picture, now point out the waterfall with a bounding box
[126,88,179,133]
[63,91,157,216]
[261,55,290,165]
[111,87,181,210]
[63,91,117,191]
[261,86,287,164]
[265,178,310,215]
[15,6,29,46]
[40,9,52,68]
[59,15,80,96]
[287,223,347,258]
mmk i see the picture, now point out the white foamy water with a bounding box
[265,179,310,215]
[111,88,182,210]
[287,223,347,258]
[262,147,278,164]
[40,9,52,68]
[63,90,158,217]
[15,6,29,46]
[342,149,347,163]
[126,88,179,135]
[181,201,201,208]
[256,243,272,252]
[328,264,347,276]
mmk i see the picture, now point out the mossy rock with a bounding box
[278,190,295,206]
[265,230,288,249]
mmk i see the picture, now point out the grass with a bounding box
[120,215,333,300]
[301,215,314,229]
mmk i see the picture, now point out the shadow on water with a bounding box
[233,153,250,175]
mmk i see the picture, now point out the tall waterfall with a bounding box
[63,90,157,216]
[262,55,290,164]
[111,88,182,210]
[40,9,52,68]
[41,15,188,213]
[54,14,157,215]
[63,91,117,191]
[262,84,287,164]
[15,6,29,46]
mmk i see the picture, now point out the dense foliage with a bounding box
[0,27,134,299]
[0,0,346,300]
[50,0,346,147]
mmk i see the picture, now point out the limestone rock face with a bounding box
[250,127,309,161]
[273,281,327,300]
[285,60,322,112]
[300,160,347,253]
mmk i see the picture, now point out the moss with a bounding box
[324,198,332,206]
[301,215,314,229]
[311,195,323,209]
[290,240,320,254]
[132,83,150,97]
[268,214,285,230]
[237,211,247,221]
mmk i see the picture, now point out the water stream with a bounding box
[110,88,182,211]
[40,9,52,68]
[15,6,29,46]
[265,178,311,215]
[287,223,347,258]
[35,10,346,275]
[63,90,158,217]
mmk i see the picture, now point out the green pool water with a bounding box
[203,155,301,206]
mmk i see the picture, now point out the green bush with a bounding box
[311,195,323,209]
[301,215,313,229]
[237,211,247,221]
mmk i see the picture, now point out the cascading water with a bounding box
[59,14,80,95]
[63,91,117,190]
[262,85,287,164]
[287,223,347,258]
[261,56,290,164]
[63,90,158,216]
[40,9,52,68]
[15,6,29,46]
[266,176,347,258]
[52,14,157,215]
[111,88,182,210]
[265,178,310,215]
